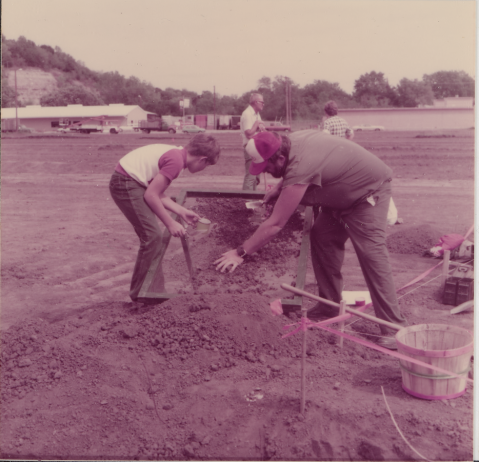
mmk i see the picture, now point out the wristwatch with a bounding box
[236,245,247,258]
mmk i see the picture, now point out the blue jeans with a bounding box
[242,147,259,190]
[109,172,165,301]
[310,181,406,333]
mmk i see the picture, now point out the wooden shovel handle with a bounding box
[280,283,402,331]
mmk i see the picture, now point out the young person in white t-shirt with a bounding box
[109,134,220,301]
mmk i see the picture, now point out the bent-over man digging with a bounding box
[215,130,406,350]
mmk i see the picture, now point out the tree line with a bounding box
[2,35,475,120]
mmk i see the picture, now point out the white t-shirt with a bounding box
[119,144,184,187]
[240,105,262,147]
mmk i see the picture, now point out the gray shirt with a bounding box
[283,130,392,209]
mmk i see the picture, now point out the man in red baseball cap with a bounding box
[244,131,282,176]
[215,129,406,350]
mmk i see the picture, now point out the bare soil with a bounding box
[0,129,475,461]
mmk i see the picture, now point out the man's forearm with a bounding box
[242,219,283,255]
[244,120,264,139]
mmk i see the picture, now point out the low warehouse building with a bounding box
[340,97,474,131]
[1,104,152,131]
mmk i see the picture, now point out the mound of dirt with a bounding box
[0,293,473,461]
[0,294,308,404]
[386,224,444,255]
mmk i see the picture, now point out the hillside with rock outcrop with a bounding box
[4,67,94,106]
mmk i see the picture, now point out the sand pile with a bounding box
[386,224,443,255]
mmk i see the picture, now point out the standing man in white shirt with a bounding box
[240,93,266,190]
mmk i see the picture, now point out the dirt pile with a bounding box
[0,293,473,461]
[386,224,444,255]
[0,294,307,403]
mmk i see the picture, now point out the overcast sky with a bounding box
[2,0,476,97]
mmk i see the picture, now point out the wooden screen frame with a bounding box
[137,188,313,311]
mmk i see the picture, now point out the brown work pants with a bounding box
[310,181,406,333]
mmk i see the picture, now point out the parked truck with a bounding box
[137,119,177,134]
[1,119,17,132]
[136,115,177,134]
[230,116,241,130]
[58,116,108,134]
[195,114,207,129]
[67,123,104,134]
[216,115,232,130]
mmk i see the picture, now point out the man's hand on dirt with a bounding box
[214,249,244,273]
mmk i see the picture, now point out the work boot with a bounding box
[376,335,398,350]
[307,302,340,321]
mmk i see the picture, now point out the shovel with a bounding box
[280,283,402,331]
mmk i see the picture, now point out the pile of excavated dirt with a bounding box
[386,224,444,255]
[0,293,473,461]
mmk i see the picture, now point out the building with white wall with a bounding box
[339,103,474,131]
[1,104,153,131]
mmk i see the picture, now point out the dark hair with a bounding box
[186,134,220,165]
[268,133,291,164]
[324,100,338,116]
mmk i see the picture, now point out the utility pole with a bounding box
[15,68,22,132]
[213,86,216,131]
[285,81,292,126]
[289,82,292,125]
[285,81,292,125]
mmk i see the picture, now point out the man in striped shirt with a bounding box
[322,100,353,140]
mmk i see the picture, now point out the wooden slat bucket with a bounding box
[395,324,473,400]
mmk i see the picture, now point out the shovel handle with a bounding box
[281,283,340,308]
[280,283,402,331]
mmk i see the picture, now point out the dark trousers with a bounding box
[310,181,406,333]
[109,172,165,301]
[242,147,259,190]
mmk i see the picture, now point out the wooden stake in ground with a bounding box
[441,249,451,288]
[300,303,307,415]
[338,300,346,348]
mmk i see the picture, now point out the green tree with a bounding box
[40,85,105,106]
[257,76,272,92]
[267,75,301,121]
[395,78,434,107]
[301,80,353,118]
[233,92,253,115]
[152,87,184,116]
[422,71,475,99]
[195,91,215,114]
[353,71,397,107]
[217,95,238,115]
